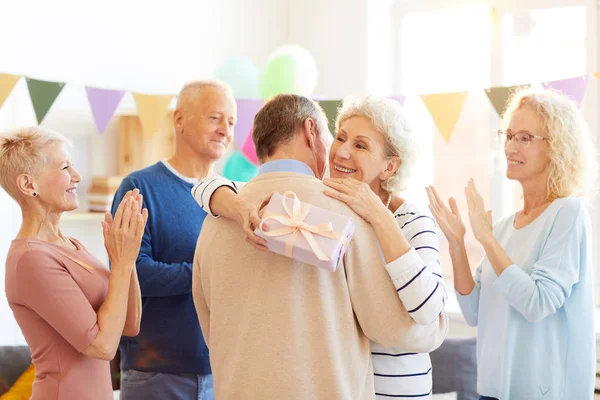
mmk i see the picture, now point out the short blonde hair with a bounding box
[503,88,598,200]
[335,96,416,193]
[0,126,71,201]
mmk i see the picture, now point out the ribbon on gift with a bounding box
[258,191,342,261]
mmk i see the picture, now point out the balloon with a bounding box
[223,151,258,182]
[241,130,259,165]
[214,56,260,99]
[259,44,318,100]
[233,99,263,148]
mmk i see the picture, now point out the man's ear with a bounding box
[173,109,184,134]
[303,118,317,149]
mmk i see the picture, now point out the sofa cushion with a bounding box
[0,346,31,395]
[0,363,34,399]
[430,337,478,400]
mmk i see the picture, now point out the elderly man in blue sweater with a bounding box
[111,80,237,399]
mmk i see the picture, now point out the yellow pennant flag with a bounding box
[594,72,600,82]
[0,73,21,109]
[420,91,468,144]
[132,93,173,139]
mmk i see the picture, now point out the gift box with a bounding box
[254,191,355,272]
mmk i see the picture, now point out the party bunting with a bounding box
[0,73,20,109]
[318,100,342,136]
[420,92,468,144]
[234,99,263,147]
[26,78,65,124]
[241,130,259,165]
[542,76,588,108]
[389,96,406,106]
[85,87,126,134]
[132,93,173,139]
[484,84,531,118]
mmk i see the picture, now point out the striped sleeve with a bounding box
[191,176,240,217]
[384,210,448,325]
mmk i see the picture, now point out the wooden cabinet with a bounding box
[117,112,175,176]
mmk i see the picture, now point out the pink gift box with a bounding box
[254,191,355,272]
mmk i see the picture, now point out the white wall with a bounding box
[289,0,370,97]
[0,0,292,345]
[0,0,383,345]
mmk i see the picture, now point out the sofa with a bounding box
[0,345,121,398]
[0,337,477,399]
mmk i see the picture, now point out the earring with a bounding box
[33,192,37,197]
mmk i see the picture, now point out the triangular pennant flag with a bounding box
[234,99,263,148]
[85,87,126,134]
[26,78,65,124]
[389,96,406,106]
[542,76,588,108]
[420,92,468,144]
[318,100,342,136]
[0,73,20,109]
[484,84,531,118]
[132,93,173,139]
[594,72,600,82]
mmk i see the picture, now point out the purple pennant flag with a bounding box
[85,87,126,134]
[234,99,264,148]
[389,96,406,106]
[542,76,588,108]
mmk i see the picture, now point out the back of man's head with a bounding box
[252,94,330,163]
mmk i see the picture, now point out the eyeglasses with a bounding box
[497,129,546,147]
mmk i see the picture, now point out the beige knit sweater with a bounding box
[193,172,447,399]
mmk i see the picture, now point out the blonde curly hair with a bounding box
[502,88,597,200]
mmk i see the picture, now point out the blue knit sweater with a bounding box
[111,162,210,374]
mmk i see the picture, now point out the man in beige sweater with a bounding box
[192,94,447,399]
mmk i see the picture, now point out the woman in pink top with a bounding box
[1,126,148,400]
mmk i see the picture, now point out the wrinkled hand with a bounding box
[234,193,272,251]
[102,189,148,270]
[426,185,466,246]
[322,178,388,224]
[465,179,493,245]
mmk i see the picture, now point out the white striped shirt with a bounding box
[191,177,447,398]
[371,201,447,399]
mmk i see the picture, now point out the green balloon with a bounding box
[259,46,318,100]
[223,152,258,182]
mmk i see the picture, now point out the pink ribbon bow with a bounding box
[258,191,341,261]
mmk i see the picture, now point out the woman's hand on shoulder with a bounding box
[322,178,388,224]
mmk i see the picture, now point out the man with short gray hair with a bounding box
[112,80,237,400]
[193,94,444,399]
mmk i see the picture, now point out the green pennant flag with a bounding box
[484,84,530,118]
[318,100,342,136]
[26,78,65,124]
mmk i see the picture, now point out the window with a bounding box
[390,0,597,284]
[396,4,494,280]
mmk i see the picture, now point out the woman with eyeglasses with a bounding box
[427,88,597,400]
